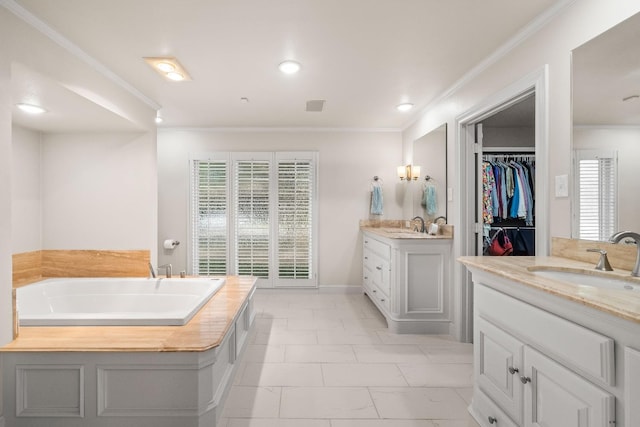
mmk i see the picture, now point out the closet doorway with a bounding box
[454,68,550,342]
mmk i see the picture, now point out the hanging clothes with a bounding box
[482,155,535,226]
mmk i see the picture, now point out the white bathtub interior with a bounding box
[16,277,226,326]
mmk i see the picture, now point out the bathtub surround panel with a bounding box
[1,277,256,426]
[12,249,150,288]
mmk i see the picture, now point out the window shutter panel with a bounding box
[277,159,313,279]
[191,160,228,275]
[234,160,270,278]
[577,151,617,241]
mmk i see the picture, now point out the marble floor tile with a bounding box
[398,363,474,387]
[226,418,331,427]
[237,363,324,387]
[252,330,318,345]
[280,387,378,419]
[222,290,477,425]
[285,344,357,363]
[322,363,408,387]
[353,344,430,364]
[421,345,474,364]
[330,421,438,427]
[369,387,469,419]
[317,330,382,345]
[221,386,281,418]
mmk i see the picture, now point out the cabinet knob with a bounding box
[376,266,382,270]
[520,376,531,384]
[364,276,368,279]
[508,367,519,375]
[372,289,377,293]
[488,416,497,424]
[365,240,369,243]
[380,298,386,302]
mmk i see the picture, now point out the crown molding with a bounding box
[158,126,402,133]
[402,0,577,132]
[1,0,161,111]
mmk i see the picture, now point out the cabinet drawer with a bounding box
[363,236,390,259]
[475,284,615,386]
[369,285,390,311]
[472,389,519,427]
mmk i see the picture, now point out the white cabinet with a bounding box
[472,284,616,427]
[523,346,614,427]
[362,231,452,334]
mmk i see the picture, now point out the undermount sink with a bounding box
[528,267,640,292]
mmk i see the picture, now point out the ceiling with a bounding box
[10,0,565,131]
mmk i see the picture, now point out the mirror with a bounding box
[572,12,640,239]
[412,123,447,221]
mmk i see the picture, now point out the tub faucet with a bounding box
[412,216,425,233]
[158,263,173,278]
[148,262,156,278]
[609,231,640,277]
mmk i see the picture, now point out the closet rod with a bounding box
[490,225,536,230]
[483,147,535,153]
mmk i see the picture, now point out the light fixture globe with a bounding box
[396,103,414,112]
[278,60,301,74]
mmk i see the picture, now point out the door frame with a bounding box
[453,66,550,342]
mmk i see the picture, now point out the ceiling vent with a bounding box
[306,100,325,112]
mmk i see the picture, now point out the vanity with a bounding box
[459,253,640,427]
[361,221,453,334]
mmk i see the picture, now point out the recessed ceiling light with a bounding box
[144,57,192,82]
[166,71,185,81]
[396,103,414,112]
[279,60,301,74]
[16,103,47,114]
[155,110,163,124]
[156,62,176,73]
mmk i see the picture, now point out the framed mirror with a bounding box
[412,123,447,221]
[572,12,640,240]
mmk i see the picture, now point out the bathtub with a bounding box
[17,277,226,326]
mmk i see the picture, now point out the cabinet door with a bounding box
[475,316,523,424]
[523,347,615,427]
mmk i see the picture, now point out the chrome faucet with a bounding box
[158,263,173,278]
[609,231,640,277]
[412,216,425,233]
[148,262,156,278]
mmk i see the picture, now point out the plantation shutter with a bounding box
[276,155,315,286]
[191,159,228,275]
[234,159,271,278]
[576,150,617,241]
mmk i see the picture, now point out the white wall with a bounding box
[158,129,403,287]
[402,1,640,240]
[11,125,41,253]
[573,127,640,233]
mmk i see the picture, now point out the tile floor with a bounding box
[219,289,481,427]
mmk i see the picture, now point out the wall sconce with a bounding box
[397,164,421,181]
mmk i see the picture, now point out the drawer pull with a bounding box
[520,376,531,384]
[365,240,369,243]
[372,289,377,293]
[376,266,382,270]
[508,367,519,375]
[488,416,497,424]
[380,298,386,302]
[364,256,368,260]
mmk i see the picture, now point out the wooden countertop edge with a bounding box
[458,256,640,324]
[1,276,257,353]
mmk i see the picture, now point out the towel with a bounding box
[371,186,383,215]
[421,185,437,216]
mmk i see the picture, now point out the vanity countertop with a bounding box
[1,275,256,353]
[361,226,453,240]
[459,256,640,324]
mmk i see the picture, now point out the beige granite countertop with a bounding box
[1,276,257,353]
[459,256,640,324]
[361,227,453,240]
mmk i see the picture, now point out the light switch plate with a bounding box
[555,174,569,197]
[447,188,453,201]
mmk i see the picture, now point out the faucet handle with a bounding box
[586,249,614,271]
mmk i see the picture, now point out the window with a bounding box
[575,149,617,241]
[190,152,317,288]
